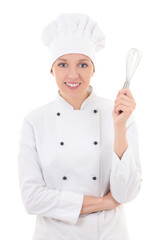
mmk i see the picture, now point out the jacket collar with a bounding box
[55,85,97,110]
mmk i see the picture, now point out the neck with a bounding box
[60,91,90,110]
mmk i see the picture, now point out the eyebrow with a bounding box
[57,58,90,62]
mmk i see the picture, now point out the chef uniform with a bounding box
[18,13,142,240]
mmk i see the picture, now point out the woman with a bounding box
[18,13,142,240]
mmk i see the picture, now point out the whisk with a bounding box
[119,48,142,114]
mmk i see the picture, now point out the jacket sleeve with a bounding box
[110,113,142,204]
[17,115,84,225]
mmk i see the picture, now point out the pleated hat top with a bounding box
[41,13,106,68]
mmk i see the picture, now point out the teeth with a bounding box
[66,82,80,87]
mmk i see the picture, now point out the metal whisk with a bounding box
[119,48,142,114]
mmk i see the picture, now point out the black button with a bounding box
[94,141,98,145]
[57,112,60,116]
[63,176,67,180]
[92,176,97,180]
[93,109,97,113]
[60,142,64,145]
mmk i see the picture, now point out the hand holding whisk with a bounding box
[118,48,142,114]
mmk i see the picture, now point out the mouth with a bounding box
[64,82,81,89]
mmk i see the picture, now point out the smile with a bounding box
[65,82,81,89]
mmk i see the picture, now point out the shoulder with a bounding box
[95,95,114,110]
[23,100,57,124]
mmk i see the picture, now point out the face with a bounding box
[50,53,95,101]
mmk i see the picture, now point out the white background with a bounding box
[0,0,159,239]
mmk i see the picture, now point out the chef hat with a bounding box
[41,13,106,69]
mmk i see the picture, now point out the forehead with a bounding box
[56,53,91,62]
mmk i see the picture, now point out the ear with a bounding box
[92,68,95,76]
[50,68,54,76]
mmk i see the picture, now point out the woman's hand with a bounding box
[112,88,136,126]
[102,191,121,210]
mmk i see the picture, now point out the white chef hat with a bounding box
[41,13,106,69]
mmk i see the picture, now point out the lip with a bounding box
[65,82,81,84]
[65,82,81,90]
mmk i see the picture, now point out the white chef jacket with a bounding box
[18,84,142,240]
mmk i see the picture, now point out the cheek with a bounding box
[54,71,66,80]
[81,69,92,78]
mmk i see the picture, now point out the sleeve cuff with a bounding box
[55,190,84,225]
[112,145,136,181]
[113,144,131,161]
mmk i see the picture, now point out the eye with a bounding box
[58,63,67,67]
[79,63,88,68]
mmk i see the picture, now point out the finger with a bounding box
[115,96,136,110]
[118,88,134,98]
[115,104,134,114]
[115,94,135,104]
[114,99,132,108]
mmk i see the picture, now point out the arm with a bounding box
[110,113,142,204]
[114,123,128,160]
[18,116,84,225]
[80,192,120,215]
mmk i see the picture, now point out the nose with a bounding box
[67,66,79,79]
